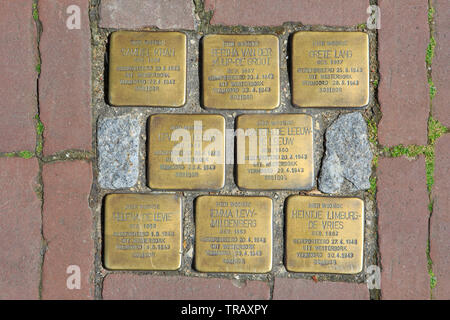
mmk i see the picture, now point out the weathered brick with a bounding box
[378,156,430,299]
[0,1,37,152]
[39,0,92,155]
[42,161,94,299]
[103,275,270,300]
[430,134,450,299]
[0,158,41,299]
[378,0,429,146]
[99,0,195,30]
[205,0,369,26]
[273,278,369,300]
[432,0,450,127]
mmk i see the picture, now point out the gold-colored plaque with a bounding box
[148,114,225,190]
[109,31,186,107]
[236,114,314,190]
[202,34,280,110]
[195,196,273,273]
[104,193,182,270]
[291,32,369,108]
[285,196,364,274]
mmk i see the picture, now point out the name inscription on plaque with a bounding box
[104,193,182,270]
[285,196,364,274]
[236,114,314,190]
[292,32,369,108]
[195,196,273,273]
[202,34,280,109]
[148,114,225,190]
[109,31,186,107]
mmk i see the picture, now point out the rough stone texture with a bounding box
[0,1,37,152]
[39,0,92,155]
[378,156,430,299]
[99,0,195,30]
[0,158,41,299]
[273,278,369,300]
[319,112,373,194]
[98,115,140,189]
[205,0,369,26]
[432,0,450,127]
[103,275,270,300]
[42,161,94,299]
[430,134,450,299]
[378,0,429,146]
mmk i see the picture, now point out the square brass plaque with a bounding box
[148,114,225,190]
[109,31,186,107]
[195,196,273,273]
[235,114,314,190]
[202,34,280,110]
[285,196,364,274]
[291,32,369,108]
[104,193,182,270]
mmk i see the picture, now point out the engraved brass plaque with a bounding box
[202,34,280,110]
[195,196,273,273]
[292,32,369,108]
[148,114,225,190]
[109,31,186,107]
[236,114,314,190]
[285,196,364,274]
[104,193,182,270]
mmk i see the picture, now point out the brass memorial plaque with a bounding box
[104,193,182,270]
[285,196,364,274]
[109,31,186,107]
[292,32,369,108]
[148,114,225,190]
[202,34,280,109]
[195,196,273,273]
[236,114,314,190]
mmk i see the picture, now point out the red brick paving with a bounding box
[432,0,450,127]
[41,161,94,299]
[99,0,195,30]
[273,278,369,300]
[205,0,368,27]
[377,156,430,299]
[430,134,450,299]
[39,0,92,156]
[0,158,41,299]
[378,0,430,147]
[0,1,38,152]
[103,275,270,300]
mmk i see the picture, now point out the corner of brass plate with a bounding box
[235,113,314,190]
[108,30,187,107]
[285,195,364,274]
[104,193,182,271]
[195,195,273,273]
[147,114,226,190]
[291,31,369,108]
[202,34,280,110]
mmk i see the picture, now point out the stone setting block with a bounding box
[98,115,140,189]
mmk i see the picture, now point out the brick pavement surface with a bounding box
[41,161,94,299]
[103,274,270,300]
[0,158,41,299]
[205,0,369,26]
[39,0,92,155]
[273,278,369,300]
[0,1,38,152]
[430,135,450,299]
[378,0,430,146]
[377,156,430,299]
[432,0,450,127]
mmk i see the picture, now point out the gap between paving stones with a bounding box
[90,0,381,300]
